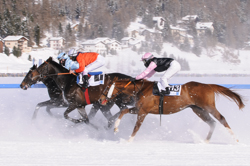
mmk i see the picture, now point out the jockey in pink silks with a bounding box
[132,53,181,94]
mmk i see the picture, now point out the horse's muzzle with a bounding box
[100,98,108,105]
[20,84,28,90]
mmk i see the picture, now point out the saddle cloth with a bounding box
[153,82,182,96]
[77,71,105,86]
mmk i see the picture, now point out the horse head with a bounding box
[20,64,40,90]
[99,77,135,105]
[20,57,58,90]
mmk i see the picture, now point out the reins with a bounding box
[31,60,76,80]
[104,80,145,103]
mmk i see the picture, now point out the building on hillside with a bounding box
[81,39,107,55]
[81,37,122,55]
[153,17,166,30]
[170,25,194,46]
[170,25,188,36]
[179,34,194,46]
[129,39,142,49]
[48,37,65,50]
[0,37,3,53]
[106,39,122,52]
[121,37,135,48]
[182,15,199,23]
[141,28,162,41]
[121,37,142,49]
[3,36,32,52]
[94,37,112,44]
[196,22,214,36]
[71,23,79,31]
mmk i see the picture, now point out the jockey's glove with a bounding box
[130,77,136,82]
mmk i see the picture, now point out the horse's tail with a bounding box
[209,84,245,110]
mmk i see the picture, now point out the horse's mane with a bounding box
[46,57,69,73]
[30,64,37,70]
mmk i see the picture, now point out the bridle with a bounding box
[31,61,76,81]
[101,79,145,104]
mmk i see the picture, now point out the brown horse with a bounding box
[23,57,134,129]
[99,79,245,142]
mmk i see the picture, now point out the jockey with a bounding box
[133,52,181,94]
[57,51,105,88]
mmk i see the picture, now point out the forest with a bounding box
[0,0,250,49]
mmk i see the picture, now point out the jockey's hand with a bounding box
[130,77,136,82]
[69,70,75,74]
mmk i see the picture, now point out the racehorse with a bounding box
[21,57,133,128]
[20,64,68,119]
[20,64,129,123]
[99,79,245,142]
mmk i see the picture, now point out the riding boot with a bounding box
[82,75,89,89]
[161,87,170,95]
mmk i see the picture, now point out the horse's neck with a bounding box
[47,63,75,91]
[127,81,152,94]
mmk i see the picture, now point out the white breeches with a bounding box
[159,60,181,88]
[82,54,105,75]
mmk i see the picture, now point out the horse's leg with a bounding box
[78,107,99,130]
[108,98,129,128]
[128,109,148,142]
[64,105,83,123]
[114,107,138,133]
[190,105,216,142]
[88,103,100,120]
[205,105,238,141]
[100,101,114,120]
[32,100,53,119]
[77,107,89,124]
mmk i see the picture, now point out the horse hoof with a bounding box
[114,128,119,133]
[204,139,210,144]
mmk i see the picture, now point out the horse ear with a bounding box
[46,57,53,62]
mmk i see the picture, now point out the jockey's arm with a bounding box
[136,61,157,80]
[65,59,80,72]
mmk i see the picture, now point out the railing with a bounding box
[1,84,250,89]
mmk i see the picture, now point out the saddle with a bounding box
[77,71,105,87]
[152,82,182,124]
[77,72,104,104]
[152,82,182,96]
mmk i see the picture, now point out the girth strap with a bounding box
[159,93,164,126]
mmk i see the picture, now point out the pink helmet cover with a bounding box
[141,52,154,60]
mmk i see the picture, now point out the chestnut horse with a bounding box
[99,79,245,142]
[22,57,133,128]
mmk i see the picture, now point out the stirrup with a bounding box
[161,87,170,95]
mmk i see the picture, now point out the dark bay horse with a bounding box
[20,65,130,123]
[20,65,68,119]
[99,79,245,142]
[21,57,133,127]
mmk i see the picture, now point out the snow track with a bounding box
[0,77,250,165]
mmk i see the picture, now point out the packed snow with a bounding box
[0,77,249,166]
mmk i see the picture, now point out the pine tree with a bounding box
[4,46,10,56]
[58,22,63,36]
[34,24,40,46]
[28,55,32,61]
[77,22,83,41]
